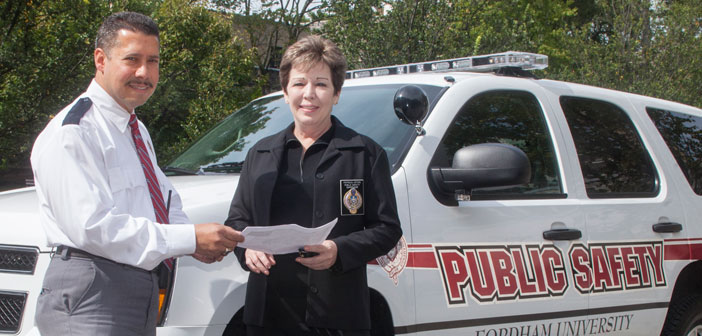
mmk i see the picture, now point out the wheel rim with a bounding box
[687,325,702,336]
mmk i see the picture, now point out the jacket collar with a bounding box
[258,115,365,152]
[328,115,365,150]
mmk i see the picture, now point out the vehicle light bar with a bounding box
[345,51,548,79]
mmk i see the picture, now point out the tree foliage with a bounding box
[210,0,328,92]
[144,0,262,163]
[321,0,701,109]
[0,0,261,184]
[545,0,701,109]
[1,0,115,170]
[1,0,700,190]
[322,0,462,68]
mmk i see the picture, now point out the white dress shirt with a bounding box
[31,80,196,270]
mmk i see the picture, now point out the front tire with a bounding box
[223,308,246,336]
[370,290,394,336]
[661,294,702,336]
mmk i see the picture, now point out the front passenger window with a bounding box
[431,90,563,199]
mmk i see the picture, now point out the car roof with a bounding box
[343,71,483,88]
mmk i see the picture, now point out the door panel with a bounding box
[557,95,685,334]
[401,80,588,334]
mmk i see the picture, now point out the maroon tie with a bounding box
[129,114,174,270]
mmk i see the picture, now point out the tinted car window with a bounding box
[647,107,702,195]
[167,84,444,174]
[560,97,658,198]
[432,90,562,198]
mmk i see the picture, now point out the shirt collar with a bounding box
[85,79,133,133]
[283,123,297,147]
[283,122,335,148]
[258,115,364,152]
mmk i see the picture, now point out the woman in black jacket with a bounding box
[224,35,402,336]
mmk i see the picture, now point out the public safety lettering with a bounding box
[570,242,665,293]
[434,241,665,305]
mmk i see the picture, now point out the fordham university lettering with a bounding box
[434,241,665,305]
[475,314,634,336]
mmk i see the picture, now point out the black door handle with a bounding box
[543,228,582,241]
[652,222,683,233]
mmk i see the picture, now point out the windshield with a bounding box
[167,84,444,174]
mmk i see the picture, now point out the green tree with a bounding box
[0,0,262,189]
[456,0,577,57]
[146,0,263,163]
[0,0,132,189]
[322,0,465,68]
[547,0,701,108]
[322,0,700,110]
[211,0,328,92]
[641,0,701,108]
[0,1,115,172]
[321,0,577,68]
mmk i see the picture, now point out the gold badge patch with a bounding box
[340,179,364,215]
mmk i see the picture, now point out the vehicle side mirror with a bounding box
[393,85,428,134]
[429,143,531,205]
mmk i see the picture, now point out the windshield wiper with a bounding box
[201,162,244,173]
[163,166,200,175]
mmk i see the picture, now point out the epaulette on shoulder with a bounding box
[62,97,93,126]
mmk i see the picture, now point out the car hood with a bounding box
[0,187,46,249]
[0,174,240,251]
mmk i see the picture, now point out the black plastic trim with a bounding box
[0,245,39,275]
[652,222,683,233]
[543,228,583,240]
[0,290,27,334]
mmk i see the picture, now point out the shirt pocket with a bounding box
[107,164,145,194]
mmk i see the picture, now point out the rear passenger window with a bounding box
[560,97,658,198]
[432,90,562,199]
[647,107,702,195]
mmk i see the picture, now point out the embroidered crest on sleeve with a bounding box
[377,236,408,285]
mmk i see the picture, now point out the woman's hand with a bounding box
[245,249,276,275]
[296,240,338,270]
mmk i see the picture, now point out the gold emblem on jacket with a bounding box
[343,188,363,214]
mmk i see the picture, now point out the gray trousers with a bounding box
[36,253,159,336]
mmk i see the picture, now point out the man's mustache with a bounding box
[126,80,154,88]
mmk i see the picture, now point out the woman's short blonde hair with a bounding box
[279,35,347,95]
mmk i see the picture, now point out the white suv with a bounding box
[2,52,701,335]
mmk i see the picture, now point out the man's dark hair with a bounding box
[95,11,159,55]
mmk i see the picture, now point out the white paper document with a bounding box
[238,218,338,255]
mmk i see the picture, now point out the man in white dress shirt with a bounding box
[30,12,243,335]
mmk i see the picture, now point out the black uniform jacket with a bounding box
[224,116,402,330]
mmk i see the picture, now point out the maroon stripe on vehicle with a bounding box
[664,241,702,260]
[406,251,437,268]
[409,244,433,248]
[665,244,691,260]
[664,238,702,242]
